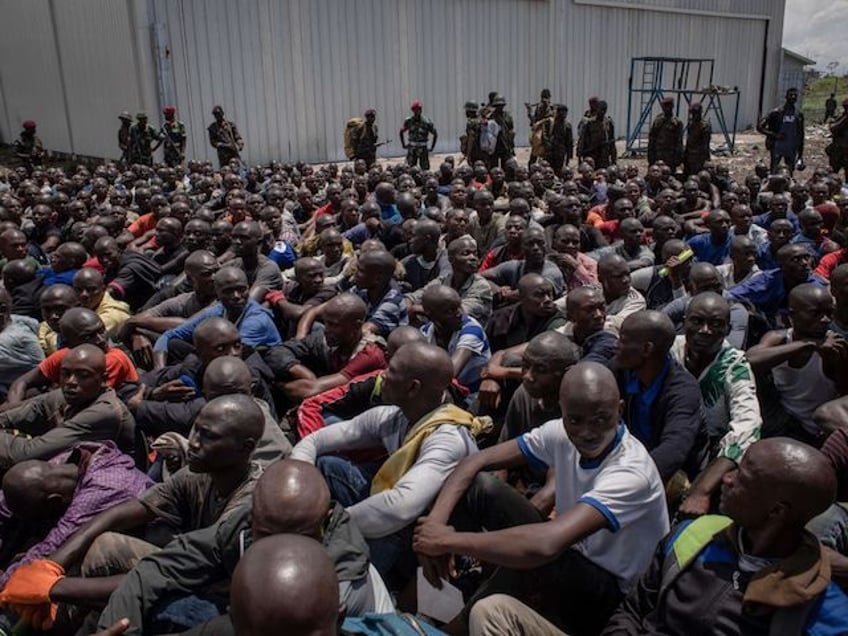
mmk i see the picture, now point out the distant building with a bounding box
[0,0,787,164]
[779,48,817,106]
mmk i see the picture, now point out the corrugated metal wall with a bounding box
[0,0,785,164]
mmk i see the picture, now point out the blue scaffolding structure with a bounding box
[625,57,741,156]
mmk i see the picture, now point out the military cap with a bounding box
[492,96,506,106]
[661,96,674,106]
[163,105,176,116]
[464,101,479,111]
[136,112,148,119]
[118,111,132,121]
[411,100,422,111]
[689,102,703,112]
[555,104,568,113]
[364,108,376,116]
[212,105,224,114]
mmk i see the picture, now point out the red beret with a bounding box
[588,97,600,105]
[411,100,422,111]
[364,108,376,116]
[661,97,674,106]
[163,106,176,115]
[22,120,36,129]
[689,102,703,112]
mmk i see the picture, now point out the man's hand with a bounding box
[819,332,848,383]
[150,379,197,402]
[678,491,711,517]
[131,334,154,370]
[418,554,456,590]
[413,516,455,559]
[478,379,502,411]
[125,385,145,412]
[95,618,131,636]
[0,560,64,605]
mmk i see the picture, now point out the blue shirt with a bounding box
[378,203,402,226]
[727,269,825,327]
[625,357,671,445]
[154,299,282,352]
[686,233,732,266]
[38,267,80,287]
[755,241,780,271]
[350,284,409,338]
[752,210,799,232]
[420,315,491,393]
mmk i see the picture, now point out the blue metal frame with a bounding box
[625,57,740,156]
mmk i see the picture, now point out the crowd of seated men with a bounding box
[0,146,846,636]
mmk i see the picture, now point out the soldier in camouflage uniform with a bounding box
[128,112,161,167]
[160,106,187,168]
[14,121,45,170]
[647,96,683,171]
[684,102,712,177]
[542,104,575,177]
[460,101,483,165]
[577,99,616,168]
[489,96,515,169]
[528,89,555,166]
[207,105,244,168]
[400,100,438,170]
[826,98,848,178]
[117,111,132,165]
[351,109,379,167]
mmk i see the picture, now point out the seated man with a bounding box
[407,236,493,327]
[220,220,283,301]
[630,238,691,311]
[614,311,707,482]
[747,284,847,445]
[37,284,79,356]
[94,460,389,635]
[94,237,161,312]
[420,285,491,397]
[39,241,88,287]
[560,285,619,365]
[0,395,264,624]
[0,441,151,607]
[486,273,566,353]
[296,326,425,439]
[555,254,647,336]
[267,256,336,339]
[0,344,135,468]
[662,261,750,350]
[229,534,341,636]
[291,342,483,590]
[549,223,599,291]
[120,250,220,367]
[400,219,445,292]
[73,268,131,341]
[7,308,139,407]
[716,234,759,288]
[414,362,669,636]
[671,292,762,516]
[153,267,282,368]
[589,217,655,272]
[267,294,387,402]
[303,251,408,340]
[686,208,733,265]
[729,243,823,329]
[482,226,565,304]
[0,287,43,400]
[601,438,848,636]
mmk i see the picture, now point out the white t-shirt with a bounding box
[517,420,669,592]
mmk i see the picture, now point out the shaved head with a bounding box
[202,355,254,400]
[231,534,338,636]
[251,459,331,540]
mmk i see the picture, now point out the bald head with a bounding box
[193,317,242,364]
[386,325,426,358]
[201,394,263,441]
[59,307,106,348]
[525,331,581,369]
[230,534,338,636]
[184,249,218,272]
[251,460,332,540]
[688,262,723,295]
[384,342,454,406]
[618,310,676,368]
[560,361,620,409]
[324,292,368,322]
[213,266,248,288]
[202,356,253,399]
[517,273,548,298]
[2,460,77,522]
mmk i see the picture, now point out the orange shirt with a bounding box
[128,212,157,238]
[38,346,139,388]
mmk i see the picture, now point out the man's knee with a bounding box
[81,532,159,577]
[469,594,564,636]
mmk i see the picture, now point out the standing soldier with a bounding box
[14,121,45,170]
[207,105,244,168]
[542,104,574,177]
[577,99,616,168]
[757,87,805,175]
[826,98,848,178]
[576,96,600,155]
[350,109,379,167]
[525,88,553,125]
[647,96,683,172]
[490,95,515,169]
[160,106,187,168]
[128,112,161,167]
[684,102,712,177]
[460,101,483,165]
[400,100,438,170]
[117,112,132,164]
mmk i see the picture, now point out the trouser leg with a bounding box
[81,532,160,577]
[469,594,567,636]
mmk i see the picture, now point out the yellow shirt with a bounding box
[38,321,59,356]
[97,292,131,339]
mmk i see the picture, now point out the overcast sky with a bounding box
[783,0,848,72]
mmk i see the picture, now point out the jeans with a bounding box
[317,456,417,591]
